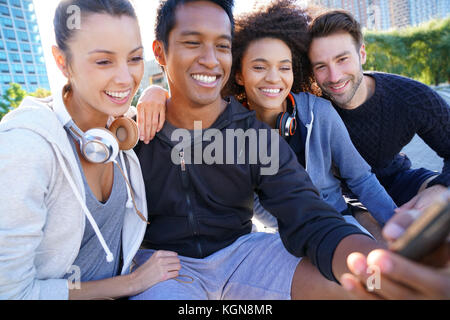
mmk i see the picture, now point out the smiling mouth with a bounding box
[191,74,220,86]
[259,88,283,97]
[328,80,349,92]
[104,89,132,104]
[105,89,132,99]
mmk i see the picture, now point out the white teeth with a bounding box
[331,82,347,90]
[192,74,217,84]
[105,90,131,99]
[261,88,281,94]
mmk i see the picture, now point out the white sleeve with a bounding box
[0,128,69,300]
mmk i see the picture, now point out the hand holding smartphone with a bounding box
[390,189,450,261]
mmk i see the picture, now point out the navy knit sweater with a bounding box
[333,72,450,188]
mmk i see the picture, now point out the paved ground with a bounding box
[400,86,449,172]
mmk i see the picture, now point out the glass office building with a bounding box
[310,0,450,30]
[0,0,49,95]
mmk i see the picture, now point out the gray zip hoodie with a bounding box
[254,92,397,226]
[0,91,148,300]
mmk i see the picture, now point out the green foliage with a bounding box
[0,83,51,120]
[0,83,27,119]
[364,18,449,85]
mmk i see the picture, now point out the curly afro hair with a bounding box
[224,0,319,101]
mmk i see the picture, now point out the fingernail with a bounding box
[383,223,405,239]
[368,250,393,274]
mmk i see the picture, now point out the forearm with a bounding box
[332,234,386,282]
[69,273,136,300]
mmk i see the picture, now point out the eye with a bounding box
[252,65,266,71]
[130,56,144,63]
[338,57,348,63]
[96,59,111,66]
[280,66,292,71]
[184,41,200,47]
[315,65,325,71]
[217,43,231,50]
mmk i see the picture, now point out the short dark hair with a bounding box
[155,0,235,51]
[224,0,318,100]
[54,0,138,63]
[309,9,363,49]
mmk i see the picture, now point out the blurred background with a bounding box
[0,0,448,170]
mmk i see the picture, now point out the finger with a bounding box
[144,110,154,144]
[367,249,449,297]
[340,274,381,300]
[159,257,181,266]
[166,262,182,272]
[136,102,146,141]
[157,108,166,133]
[164,270,180,281]
[370,274,420,300]
[382,210,417,241]
[148,112,159,142]
[346,252,370,284]
[396,195,418,212]
[154,250,179,257]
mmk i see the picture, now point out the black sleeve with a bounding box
[254,125,371,283]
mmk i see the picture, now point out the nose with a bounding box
[265,67,281,83]
[198,44,219,69]
[114,62,134,86]
[327,65,342,84]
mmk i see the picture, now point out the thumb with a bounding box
[396,195,417,213]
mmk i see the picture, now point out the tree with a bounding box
[30,87,51,99]
[364,17,449,86]
[0,83,27,119]
[0,84,52,121]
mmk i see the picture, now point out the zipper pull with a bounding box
[179,149,186,172]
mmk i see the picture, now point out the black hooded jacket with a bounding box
[134,97,369,282]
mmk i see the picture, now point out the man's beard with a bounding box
[323,70,364,109]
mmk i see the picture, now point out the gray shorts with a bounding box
[130,232,301,300]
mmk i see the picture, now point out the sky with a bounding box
[32,0,276,92]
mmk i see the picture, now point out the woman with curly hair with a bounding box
[137,0,396,237]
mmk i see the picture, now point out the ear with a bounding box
[235,72,244,86]
[359,43,367,65]
[52,45,69,79]
[153,40,167,67]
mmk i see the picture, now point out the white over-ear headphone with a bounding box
[58,85,139,164]
[65,117,139,164]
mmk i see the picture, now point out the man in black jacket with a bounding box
[131,0,380,300]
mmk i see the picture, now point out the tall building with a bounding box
[309,0,450,30]
[0,0,49,96]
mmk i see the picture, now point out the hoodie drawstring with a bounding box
[53,146,115,263]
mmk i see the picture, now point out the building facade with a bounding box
[310,0,450,30]
[0,0,49,96]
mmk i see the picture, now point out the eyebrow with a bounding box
[312,50,351,67]
[88,46,144,55]
[179,31,232,42]
[251,58,292,64]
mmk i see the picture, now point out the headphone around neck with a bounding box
[275,93,297,138]
[61,86,139,164]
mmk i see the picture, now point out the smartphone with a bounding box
[390,191,450,261]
